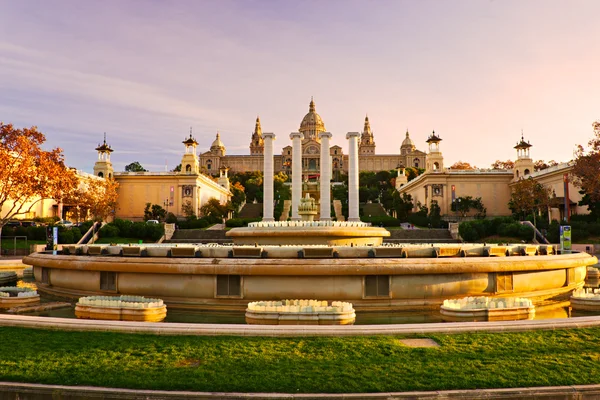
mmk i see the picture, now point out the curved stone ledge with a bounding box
[22,251,597,275]
[2,381,600,400]
[3,314,600,336]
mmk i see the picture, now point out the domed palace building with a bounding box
[199,98,428,182]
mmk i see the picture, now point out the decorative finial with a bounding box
[521,129,524,140]
[309,97,315,112]
[103,132,107,144]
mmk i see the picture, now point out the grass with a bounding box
[1,327,600,392]
[0,239,45,250]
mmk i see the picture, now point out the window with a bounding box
[364,275,390,297]
[216,275,242,297]
[185,164,192,173]
[41,267,50,284]
[98,172,104,178]
[100,271,117,291]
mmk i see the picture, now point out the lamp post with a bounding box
[163,198,170,216]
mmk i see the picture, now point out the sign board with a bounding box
[560,225,572,253]
[52,227,58,255]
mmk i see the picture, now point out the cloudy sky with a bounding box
[1,0,599,173]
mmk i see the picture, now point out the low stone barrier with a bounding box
[246,300,355,325]
[75,295,166,322]
[0,287,40,309]
[441,296,535,322]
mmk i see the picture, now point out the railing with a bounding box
[520,221,550,244]
[1,236,28,256]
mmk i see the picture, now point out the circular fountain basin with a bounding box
[23,243,598,313]
[226,221,390,246]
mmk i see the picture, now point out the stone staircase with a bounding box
[166,229,230,244]
[362,202,388,217]
[279,200,292,221]
[238,203,262,219]
[333,200,344,221]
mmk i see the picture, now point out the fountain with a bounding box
[245,299,355,325]
[23,131,599,314]
[440,296,535,322]
[75,295,166,322]
[0,287,40,309]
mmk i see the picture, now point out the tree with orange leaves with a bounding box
[0,123,78,251]
[65,175,119,222]
[450,161,476,170]
[572,121,600,207]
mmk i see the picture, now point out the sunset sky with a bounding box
[1,0,599,173]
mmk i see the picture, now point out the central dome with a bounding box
[299,98,326,141]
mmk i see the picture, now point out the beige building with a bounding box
[93,136,231,221]
[199,98,428,181]
[399,134,585,220]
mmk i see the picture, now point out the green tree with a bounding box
[143,203,166,221]
[451,196,486,219]
[125,161,147,172]
[200,198,229,222]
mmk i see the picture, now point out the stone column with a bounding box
[318,131,333,221]
[346,132,361,222]
[262,132,276,222]
[290,132,304,220]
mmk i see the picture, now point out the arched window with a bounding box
[334,149,337,155]
[414,158,420,168]
[433,162,439,170]
[108,173,112,178]
[186,164,192,173]
[524,169,530,175]
[206,160,212,170]
[98,172,104,178]
[516,170,520,178]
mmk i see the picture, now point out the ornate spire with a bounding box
[309,97,316,113]
[254,116,262,137]
[363,115,371,134]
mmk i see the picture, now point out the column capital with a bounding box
[263,132,276,140]
[346,131,360,139]
[290,132,304,140]
[318,131,332,140]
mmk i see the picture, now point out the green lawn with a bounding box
[1,327,600,392]
[0,239,45,250]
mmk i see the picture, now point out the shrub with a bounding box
[408,214,429,228]
[498,222,521,238]
[165,213,178,224]
[145,224,164,241]
[99,224,120,238]
[58,228,74,244]
[458,222,479,242]
[26,226,46,241]
[79,221,94,234]
[71,228,83,243]
[112,219,133,237]
[129,222,148,239]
